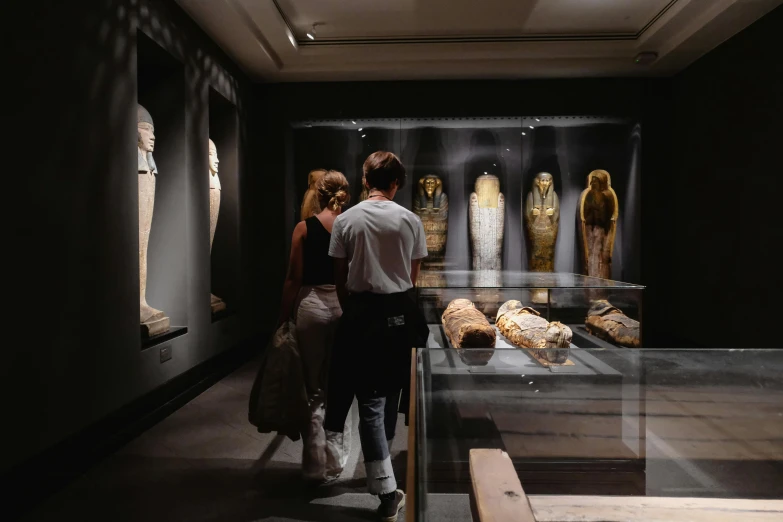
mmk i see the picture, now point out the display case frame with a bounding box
[411,348,783,522]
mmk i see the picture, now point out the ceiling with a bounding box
[176,0,781,82]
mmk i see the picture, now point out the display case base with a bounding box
[141,316,170,339]
[570,325,624,349]
[141,326,187,350]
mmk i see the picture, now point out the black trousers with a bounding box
[324,291,427,434]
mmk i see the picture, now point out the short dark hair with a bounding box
[363,151,406,191]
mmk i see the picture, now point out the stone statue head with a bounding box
[587,169,611,191]
[208,139,219,175]
[534,172,553,196]
[137,104,157,174]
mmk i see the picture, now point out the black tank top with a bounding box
[302,216,334,285]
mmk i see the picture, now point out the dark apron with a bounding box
[324,290,428,431]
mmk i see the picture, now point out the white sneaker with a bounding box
[378,489,405,522]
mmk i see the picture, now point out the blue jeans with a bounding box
[357,389,400,495]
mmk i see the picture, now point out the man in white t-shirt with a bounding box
[324,151,428,522]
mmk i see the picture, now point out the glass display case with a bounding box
[418,270,644,349]
[412,348,783,521]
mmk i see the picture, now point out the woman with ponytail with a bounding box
[276,170,351,482]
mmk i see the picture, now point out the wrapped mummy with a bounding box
[585,300,640,348]
[496,300,572,365]
[442,299,496,365]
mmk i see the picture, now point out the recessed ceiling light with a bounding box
[535,118,540,122]
[361,134,366,138]
[521,132,526,136]
[529,126,534,129]
[306,32,314,40]
[358,128,363,131]
[506,148,510,151]
[352,120,356,124]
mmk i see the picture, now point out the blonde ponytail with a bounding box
[317,171,351,211]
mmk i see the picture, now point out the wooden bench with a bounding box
[468,448,783,522]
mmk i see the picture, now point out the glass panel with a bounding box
[416,348,783,521]
[417,270,644,288]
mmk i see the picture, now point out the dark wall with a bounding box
[5,0,265,471]
[656,6,783,347]
[256,78,671,342]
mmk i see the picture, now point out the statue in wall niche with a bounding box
[469,174,505,271]
[138,104,170,338]
[300,169,326,220]
[578,169,619,280]
[209,139,226,315]
[413,174,448,266]
[524,172,560,303]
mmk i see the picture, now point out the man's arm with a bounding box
[411,216,428,287]
[334,257,349,310]
[410,258,422,287]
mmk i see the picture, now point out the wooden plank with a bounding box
[407,347,417,521]
[529,495,783,522]
[469,449,535,522]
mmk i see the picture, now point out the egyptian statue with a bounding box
[578,169,619,279]
[413,174,449,264]
[209,139,226,314]
[301,169,326,220]
[469,174,505,271]
[138,104,170,338]
[524,173,560,303]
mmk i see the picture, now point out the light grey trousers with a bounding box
[294,285,344,481]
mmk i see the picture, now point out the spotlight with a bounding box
[361,134,366,138]
[521,132,526,136]
[535,118,540,122]
[529,126,534,129]
[358,128,363,131]
[306,22,323,41]
[352,120,356,124]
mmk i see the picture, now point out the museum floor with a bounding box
[20,352,783,522]
[21,357,414,522]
